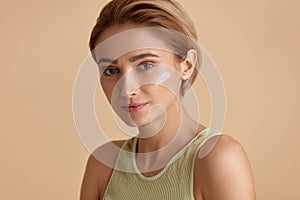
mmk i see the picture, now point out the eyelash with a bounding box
[137,62,155,71]
[103,66,119,76]
[102,62,155,77]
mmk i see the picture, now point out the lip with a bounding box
[121,102,149,113]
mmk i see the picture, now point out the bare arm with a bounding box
[80,155,103,200]
[80,140,126,200]
[195,134,256,200]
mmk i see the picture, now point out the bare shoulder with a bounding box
[80,140,127,200]
[194,134,256,200]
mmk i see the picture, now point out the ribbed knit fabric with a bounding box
[103,127,222,200]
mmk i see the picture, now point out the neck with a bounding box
[135,100,206,175]
[137,100,205,154]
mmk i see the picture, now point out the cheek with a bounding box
[100,79,115,103]
[143,85,177,105]
[102,88,112,102]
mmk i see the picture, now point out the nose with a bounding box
[119,69,140,97]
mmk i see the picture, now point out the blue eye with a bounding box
[138,63,154,71]
[103,67,120,76]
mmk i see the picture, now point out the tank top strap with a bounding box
[179,127,223,163]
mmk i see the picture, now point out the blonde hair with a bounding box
[89,0,201,94]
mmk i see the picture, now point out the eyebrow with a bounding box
[97,58,117,65]
[97,53,159,65]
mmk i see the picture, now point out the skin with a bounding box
[80,23,256,200]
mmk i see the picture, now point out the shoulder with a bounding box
[80,140,127,200]
[194,134,256,200]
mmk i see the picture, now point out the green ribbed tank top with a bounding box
[103,128,221,200]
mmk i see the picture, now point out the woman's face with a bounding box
[94,24,188,127]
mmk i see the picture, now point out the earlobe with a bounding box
[181,49,197,80]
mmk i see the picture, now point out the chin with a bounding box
[114,105,165,128]
[125,116,152,127]
[113,110,150,127]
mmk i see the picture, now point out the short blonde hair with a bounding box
[89,0,201,95]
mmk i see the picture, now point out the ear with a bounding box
[180,49,197,80]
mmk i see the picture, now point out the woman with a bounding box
[80,0,256,199]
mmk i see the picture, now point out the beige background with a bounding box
[1,0,299,199]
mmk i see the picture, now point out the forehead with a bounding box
[93,25,174,63]
[98,49,177,66]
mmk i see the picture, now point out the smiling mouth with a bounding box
[122,102,149,113]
